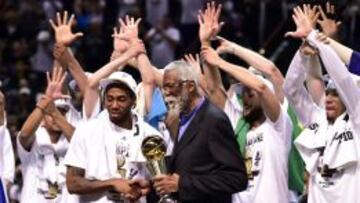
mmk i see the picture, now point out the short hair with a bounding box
[164,60,199,86]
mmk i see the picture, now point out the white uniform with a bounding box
[284,30,360,203]
[64,110,164,203]
[232,107,292,203]
[0,123,15,202]
[17,127,78,203]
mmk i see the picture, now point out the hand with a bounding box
[198,1,224,44]
[49,11,83,46]
[126,39,146,58]
[112,26,129,53]
[317,2,341,38]
[215,36,235,54]
[115,15,142,42]
[315,32,330,44]
[111,179,141,201]
[201,46,222,67]
[285,5,313,39]
[45,64,70,100]
[300,41,318,56]
[129,179,151,196]
[304,4,320,28]
[153,174,179,196]
[0,91,5,125]
[183,54,202,76]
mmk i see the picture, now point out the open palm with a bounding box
[50,11,83,46]
[45,65,69,100]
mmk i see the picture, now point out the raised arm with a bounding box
[198,2,227,109]
[202,46,281,122]
[216,36,285,102]
[19,66,69,150]
[50,11,87,97]
[83,16,146,118]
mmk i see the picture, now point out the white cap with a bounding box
[19,87,31,95]
[54,99,71,109]
[100,71,137,97]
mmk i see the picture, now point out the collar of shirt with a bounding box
[178,97,205,141]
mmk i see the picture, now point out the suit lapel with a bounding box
[172,100,209,159]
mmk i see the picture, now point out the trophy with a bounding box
[141,136,176,203]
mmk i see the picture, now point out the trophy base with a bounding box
[159,194,177,203]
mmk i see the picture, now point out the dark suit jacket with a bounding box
[169,99,248,203]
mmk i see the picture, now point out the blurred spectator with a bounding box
[145,16,180,68]
[30,30,54,74]
[145,0,169,26]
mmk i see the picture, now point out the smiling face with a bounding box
[104,84,135,125]
[325,89,346,123]
[162,69,193,113]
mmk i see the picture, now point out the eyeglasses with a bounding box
[163,80,193,91]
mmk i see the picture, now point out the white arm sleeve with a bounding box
[284,51,321,126]
[307,30,360,130]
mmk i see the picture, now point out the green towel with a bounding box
[233,95,305,193]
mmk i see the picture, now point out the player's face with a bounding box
[105,87,135,124]
[242,87,264,123]
[325,89,346,122]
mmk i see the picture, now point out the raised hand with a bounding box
[198,1,223,44]
[285,5,313,39]
[184,54,202,76]
[126,39,146,58]
[317,2,341,38]
[201,46,222,67]
[215,36,235,54]
[114,15,142,41]
[304,4,320,28]
[45,64,70,100]
[112,25,128,53]
[49,11,83,46]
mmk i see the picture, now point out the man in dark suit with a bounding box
[153,61,248,203]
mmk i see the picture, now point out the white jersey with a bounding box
[17,127,78,203]
[284,30,360,203]
[64,110,164,203]
[233,108,292,203]
[0,123,15,202]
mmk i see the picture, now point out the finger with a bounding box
[74,32,84,38]
[215,35,226,42]
[113,27,117,35]
[60,72,68,86]
[119,18,126,28]
[326,2,330,13]
[126,15,130,25]
[135,18,141,26]
[303,4,308,16]
[130,17,135,25]
[197,13,204,25]
[68,14,75,26]
[63,11,68,25]
[313,12,320,22]
[46,71,51,84]
[284,31,295,38]
[56,12,62,25]
[49,19,56,30]
[318,5,327,20]
[196,54,200,63]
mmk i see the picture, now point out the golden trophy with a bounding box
[141,136,176,203]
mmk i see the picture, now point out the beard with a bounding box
[243,106,265,124]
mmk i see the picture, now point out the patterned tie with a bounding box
[0,178,7,203]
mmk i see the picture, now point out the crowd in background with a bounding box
[0,0,360,203]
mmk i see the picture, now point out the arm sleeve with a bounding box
[178,114,247,200]
[268,102,293,148]
[283,51,322,126]
[307,30,360,129]
[348,51,360,75]
[63,124,87,169]
[0,126,15,182]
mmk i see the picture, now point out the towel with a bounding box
[35,127,68,194]
[295,113,358,174]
